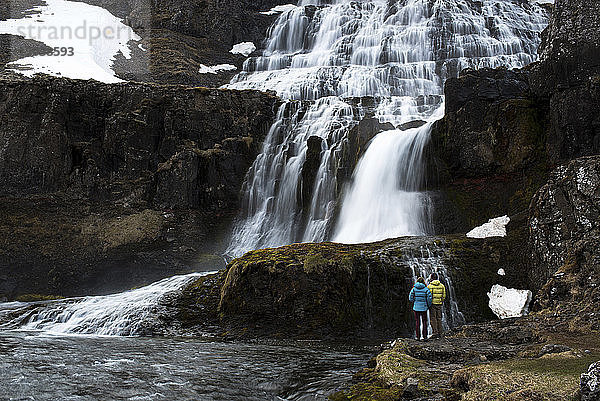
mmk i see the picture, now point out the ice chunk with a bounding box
[488,284,532,319]
[260,4,297,16]
[230,42,256,57]
[198,64,237,74]
[497,268,506,276]
[466,215,510,238]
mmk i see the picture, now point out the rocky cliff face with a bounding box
[427,68,548,234]
[0,0,291,86]
[529,0,600,162]
[0,73,278,299]
[428,0,600,235]
[529,156,600,331]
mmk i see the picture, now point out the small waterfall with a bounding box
[224,0,548,258]
[333,114,440,243]
[406,245,465,331]
[1,273,210,336]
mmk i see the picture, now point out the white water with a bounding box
[334,113,441,243]
[4,272,210,336]
[224,0,548,257]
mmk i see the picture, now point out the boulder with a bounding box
[581,361,600,401]
[199,234,530,339]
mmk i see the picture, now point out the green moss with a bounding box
[329,383,403,401]
[303,253,328,274]
[15,294,64,302]
[455,353,594,401]
[505,354,600,377]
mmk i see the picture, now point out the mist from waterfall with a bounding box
[224,0,549,258]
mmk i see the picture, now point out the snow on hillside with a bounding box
[0,0,141,83]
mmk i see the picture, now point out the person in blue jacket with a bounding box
[409,276,433,341]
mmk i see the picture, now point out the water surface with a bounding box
[0,331,375,400]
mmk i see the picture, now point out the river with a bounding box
[0,329,375,400]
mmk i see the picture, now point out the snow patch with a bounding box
[0,0,141,83]
[260,4,297,16]
[466,215,510,238]
[198,64,237,74]
[488,284,532,319]
[230,42,256,57]
[497,268,506,276]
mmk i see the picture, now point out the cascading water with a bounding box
[405,244,465,331]
[224,0,549,258]
[333,113,441,243]
[1,272,210,336]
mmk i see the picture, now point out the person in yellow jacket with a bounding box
[427,272,446,338]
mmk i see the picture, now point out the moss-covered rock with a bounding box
[218,241,413,339]
[166,233,531,339]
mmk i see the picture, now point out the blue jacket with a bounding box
[409,282,433,312]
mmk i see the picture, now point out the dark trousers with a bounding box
[414,311,428,339]
[430,304,443,336]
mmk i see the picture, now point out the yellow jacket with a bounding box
[427,280,446,305]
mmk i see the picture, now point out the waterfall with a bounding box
[1,273,210,336]
[225,0,549,257]
[333,113,441,243]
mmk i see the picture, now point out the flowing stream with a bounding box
[0,330,374,400]
[0,277,376,400]
[225,0,548,258]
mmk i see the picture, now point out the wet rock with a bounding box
[337,113,394,182]
[402,377,419,397]
[581,361,600,401]
[300,135,323,215]
[398,120,427,131]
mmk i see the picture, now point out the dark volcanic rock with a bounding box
[529,0,600,162]
[0,73,278,299]
[431,68,543,179]
[171,235,528,339]
[581,361,600,401]
[426,68,549,234]
[529,156,600,327]
[0,74,277,201]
